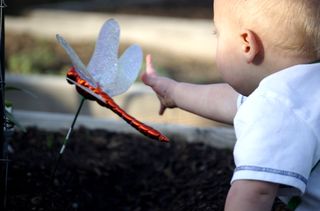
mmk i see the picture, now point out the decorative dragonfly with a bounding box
[56,19,169,145]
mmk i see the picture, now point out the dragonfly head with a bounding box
[66,67,78,84]
[66,66,97,101]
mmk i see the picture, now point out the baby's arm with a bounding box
[225,180,278,211]
[141,55,238,124]
[172,82,238,124]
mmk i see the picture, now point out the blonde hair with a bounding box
[232,0,320,58]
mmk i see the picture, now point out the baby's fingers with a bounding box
[146,54,157,76]
[141,54,157,85]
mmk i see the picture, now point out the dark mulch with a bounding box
[4,127,290,211]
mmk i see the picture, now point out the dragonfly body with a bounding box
[67,67,169,142]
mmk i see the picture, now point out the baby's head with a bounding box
[213,0,320,95]
[232,0,320,58]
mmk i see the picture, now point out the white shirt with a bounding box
[232,63,320,210]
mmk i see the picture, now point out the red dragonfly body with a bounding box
[67,67,169,142]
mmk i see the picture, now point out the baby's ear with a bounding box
[240,29,261,64]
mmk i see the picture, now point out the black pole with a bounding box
[0,0,5,161]
[0,0,5,149]
[0,0,6,209]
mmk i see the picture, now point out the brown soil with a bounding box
[5,127,289,211]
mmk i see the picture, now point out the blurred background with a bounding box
[5,0,228,129]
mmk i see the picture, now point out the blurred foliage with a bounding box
[5,32,218,83]
[5,32,168,80]
[8,42,58,74]
[5,32,93,76]
[5,0,216,82]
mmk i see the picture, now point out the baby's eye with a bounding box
[212,26,218,36]
[212,29,219,36]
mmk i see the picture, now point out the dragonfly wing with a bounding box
[87,19,120,85]
[102,44,143,97]
[56,34,97,87]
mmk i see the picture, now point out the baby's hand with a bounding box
[141,54,177,115]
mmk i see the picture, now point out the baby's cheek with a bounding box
[215,52,227,73]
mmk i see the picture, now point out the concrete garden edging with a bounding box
[14,109,236,149]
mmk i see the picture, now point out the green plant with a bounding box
[8,44,59,75]
[5,86,37,131]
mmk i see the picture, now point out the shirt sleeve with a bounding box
[232,92,317,196]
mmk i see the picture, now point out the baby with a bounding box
[142,0,320,210]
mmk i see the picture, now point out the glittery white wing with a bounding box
[87,19,119,87]
[56,34,97,87]
[102,44,143,96]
